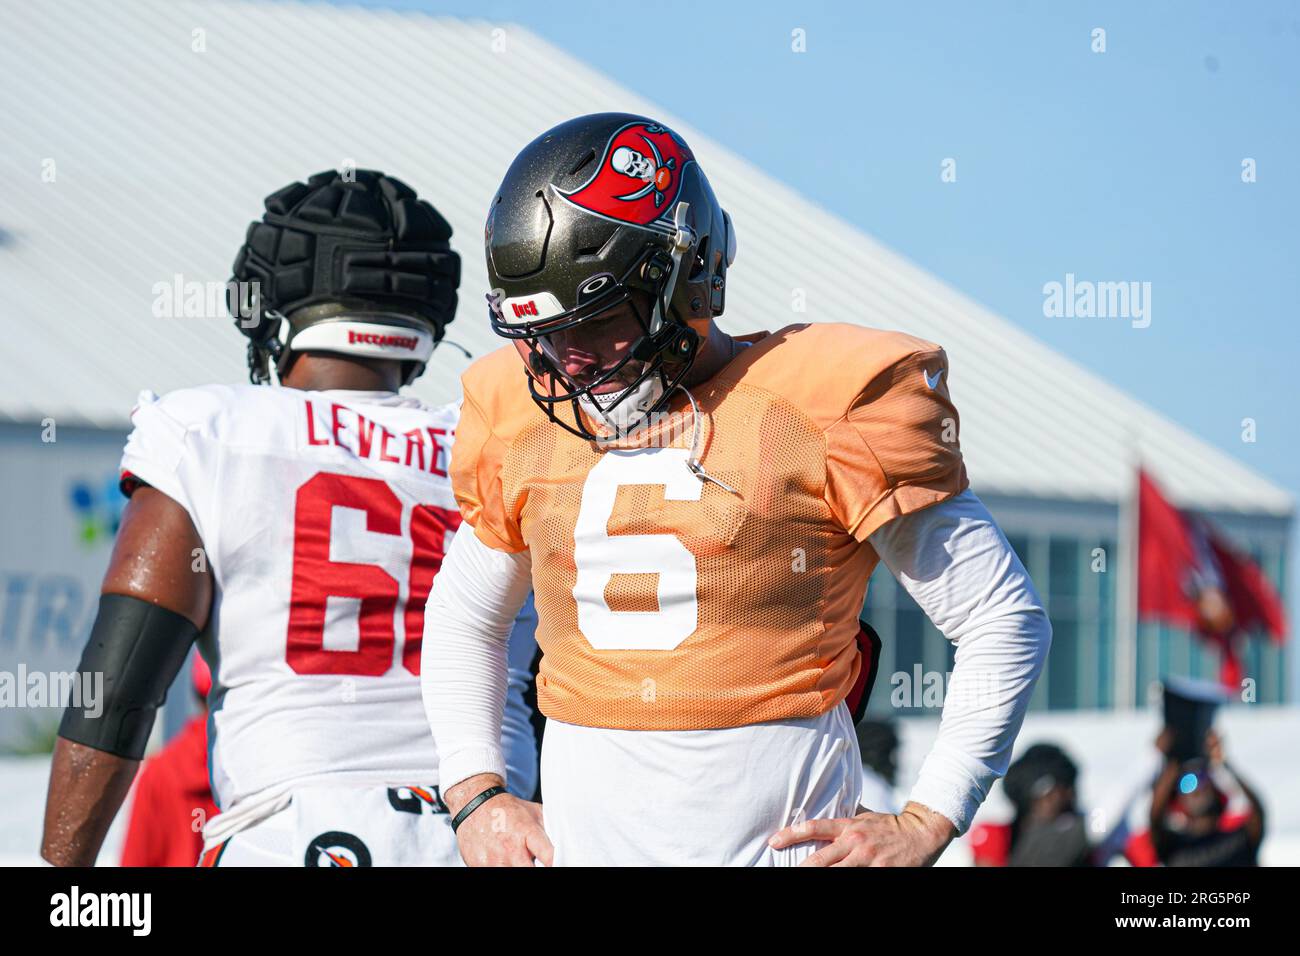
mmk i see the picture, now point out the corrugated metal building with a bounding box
[0,0,1291,746]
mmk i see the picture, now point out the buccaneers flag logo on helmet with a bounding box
[558,122,695,229]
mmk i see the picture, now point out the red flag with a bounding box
[1207,533,1287,641]
[1137,470,1287,686]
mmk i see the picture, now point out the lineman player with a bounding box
[43,170,537,867]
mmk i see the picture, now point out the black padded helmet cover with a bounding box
[229,169,461,384]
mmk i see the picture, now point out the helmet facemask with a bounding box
[488,214,700,442]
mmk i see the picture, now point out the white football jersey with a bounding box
[119,384,538,825]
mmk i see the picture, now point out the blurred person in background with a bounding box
[119,656,218,867]
[855,719,900,814]
[1150,728,1264,867]
[971,743,1093,867]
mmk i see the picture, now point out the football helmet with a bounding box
[229,169,461,386]
[484,113,736,439]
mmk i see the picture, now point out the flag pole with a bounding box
[1115,438,1141,710]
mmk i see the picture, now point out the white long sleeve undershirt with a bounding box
[422,490,1050,834]
[869,489,1051,832]
[420,525,533,794]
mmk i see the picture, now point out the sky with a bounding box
[327,0,1298,589]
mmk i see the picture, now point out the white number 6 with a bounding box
[572,447,701,650]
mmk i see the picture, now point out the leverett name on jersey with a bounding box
[119,384,463,811]
[301,397,453,476]
[452,322,968,732]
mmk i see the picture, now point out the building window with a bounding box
[863,520,1286,716]
[1096,537,1114,709]
[1047,537,1081,709]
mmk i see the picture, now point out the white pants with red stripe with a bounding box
[200,783,462,867]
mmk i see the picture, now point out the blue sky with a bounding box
[333,0,1298,571]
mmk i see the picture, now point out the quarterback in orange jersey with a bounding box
[421,113,1053,866]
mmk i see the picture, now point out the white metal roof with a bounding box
[0,0,1290,515]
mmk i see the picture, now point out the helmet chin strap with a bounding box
[656,203,740,495]
[244,309,290,386]
[269,310,293,385]
[579,378,738,497]
[677,384,740,496]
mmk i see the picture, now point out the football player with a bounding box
[42,170,538,867]
[422,114,1052,866]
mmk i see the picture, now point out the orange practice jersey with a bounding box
[452,322,968,731]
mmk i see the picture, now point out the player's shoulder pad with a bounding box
[130,383,293,440]
[368,391,461,427]
[422,396,463,428]
[458,345,544,446]
[130,383,236,430]
[728,323,951,430]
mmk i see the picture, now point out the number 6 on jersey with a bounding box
[572,447,702,651]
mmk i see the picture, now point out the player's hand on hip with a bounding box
[444,774,554,867]
[768,801,955,867]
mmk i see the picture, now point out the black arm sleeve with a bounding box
[57,593,198,759]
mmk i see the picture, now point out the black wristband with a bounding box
[450,785,508,833]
